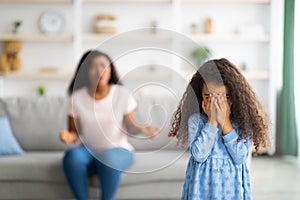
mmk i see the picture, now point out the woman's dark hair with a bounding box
[169,58,270,153]
[68,50,121,95]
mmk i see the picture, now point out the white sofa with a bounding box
[0,96,189,200]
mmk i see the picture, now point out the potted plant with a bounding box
[37,86,46,96]
[12,20,22,34]
[190,23,197,34]
[191,46,212,66]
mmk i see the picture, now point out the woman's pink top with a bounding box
[68,85,137,152]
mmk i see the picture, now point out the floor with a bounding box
[78,156,300,200]
[251,156,300,200]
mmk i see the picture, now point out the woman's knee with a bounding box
[63,146,89,167]
[96,148,134,171]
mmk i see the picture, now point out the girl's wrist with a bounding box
[222,120,233,135]
[208,119,218,127]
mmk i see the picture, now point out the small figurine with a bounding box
[205,18,213,34]
[0,40,23,74]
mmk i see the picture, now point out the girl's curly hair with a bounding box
[169,58,270,153]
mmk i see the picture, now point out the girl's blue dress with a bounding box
[181,113,252,200]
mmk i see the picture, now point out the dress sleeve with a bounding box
[188,114,219,163]
[222,129,252,165]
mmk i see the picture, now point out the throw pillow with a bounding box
[0,116,24,156]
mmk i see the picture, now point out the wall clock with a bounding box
[39,10,65,34]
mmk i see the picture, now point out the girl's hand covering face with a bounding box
[215,93,232,127]
[202,83,232,127]
[202,93,232,127]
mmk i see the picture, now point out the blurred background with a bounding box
[0,0,299,199]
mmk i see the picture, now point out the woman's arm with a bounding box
[60,116,79,144]
[189,114,219,163]
[123,111,159,138]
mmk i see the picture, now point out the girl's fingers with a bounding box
[210,94,215,109]
[208,94,212,107]
[222,94,227,109]
[214,95,221,111]
[220,94,227,110]
[202,101,206,113]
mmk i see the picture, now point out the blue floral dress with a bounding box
[181,113,252,200]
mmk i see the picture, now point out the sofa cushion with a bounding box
[0,152,66,183]
[0,150,189,186]
[95,149,189,186]
[0,97,69,151]
[0,117,24,156]
[0,94,179,151]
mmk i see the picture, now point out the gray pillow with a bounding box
[2,97,69,151]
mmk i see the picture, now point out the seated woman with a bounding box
[60,50,159,200]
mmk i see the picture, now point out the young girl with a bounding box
[169,58,270,200]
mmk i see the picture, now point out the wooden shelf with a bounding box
[83,0,171,3]
[0,0,73,3]
[81,34,116,42]
[0,33,268,43]
[0,71,73,80]
[181,69,269,80]
[242,70,269,80]
[0,34,73,42]
[119,71,172,81]
[81,33,172,43]
[188,34,269,43]
[183,0,270,3]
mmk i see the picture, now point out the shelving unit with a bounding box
[182,69,269,81]
[81,33,172,43]
[0,71,73,80]
[188,34,270,43]
[0,1,275,80]
[0,34,73,42]
[0,33,269,44]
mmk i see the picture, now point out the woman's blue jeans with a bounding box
[63,146,134,200]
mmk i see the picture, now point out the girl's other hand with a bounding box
[202,93,218,127]
[215,94,233,134]
[60,130,79,144]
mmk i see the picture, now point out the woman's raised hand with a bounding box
[60,130,79,144]
[141,125,162,138]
